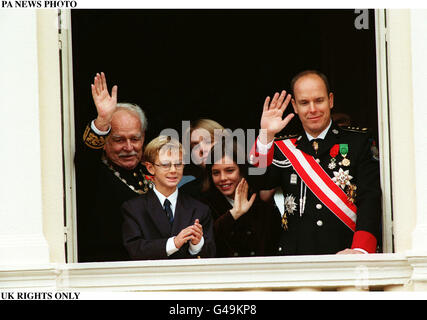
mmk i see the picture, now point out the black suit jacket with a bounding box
[121,189,216,260]
[75,123,152,262]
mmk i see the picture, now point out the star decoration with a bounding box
[284,194,297,215]
[332,168,353,189]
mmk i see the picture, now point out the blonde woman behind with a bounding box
[179,118,225,197]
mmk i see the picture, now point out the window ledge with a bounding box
[2,253,423,291]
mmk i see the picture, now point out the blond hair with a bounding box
[144,135,183,163]
[190,118,225,142]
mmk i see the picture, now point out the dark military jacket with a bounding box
[249,123,382,255]
[75,123,153,262]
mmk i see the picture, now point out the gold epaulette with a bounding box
[275,134,299,141]
[83,124,106,149]
[341,126,369,133]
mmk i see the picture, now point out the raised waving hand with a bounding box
[259,90,294,144]
[91,72,118,131]
[229,178,256,220]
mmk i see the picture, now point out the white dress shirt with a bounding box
[152,186,204,256]
[90,119,110,135]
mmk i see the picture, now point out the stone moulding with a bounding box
[3,253,425,291]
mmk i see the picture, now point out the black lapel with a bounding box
[171,191,195,235]
[317,123,341,158]
[146,190,173,237]
[295,133,315,156]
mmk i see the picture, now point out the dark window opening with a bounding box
[71,9,379,261]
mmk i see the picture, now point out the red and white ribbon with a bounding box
[275,139,357,232]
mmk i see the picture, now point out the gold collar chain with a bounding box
[101,157,153,195]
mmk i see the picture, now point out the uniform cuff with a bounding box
[83,122,108,149]
[248,137,274,168]
[256,136,274,154]
[351,230,377,253]
[91,119,111,135]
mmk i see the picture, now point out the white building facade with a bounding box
[1,9,427,292]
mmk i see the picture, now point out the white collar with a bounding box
[305,120,332,141]
[153,186,178,214]
[225,196,234,207]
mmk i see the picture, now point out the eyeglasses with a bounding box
[154,162,184,170]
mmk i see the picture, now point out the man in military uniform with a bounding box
[249,70,381,255]
[75,72,153,262]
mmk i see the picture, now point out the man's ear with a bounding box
[145,162,155,175]
[329,92,334,109]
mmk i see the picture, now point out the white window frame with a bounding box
[375,9,393,253]
[60,9,393,263]
[59,9,78,263]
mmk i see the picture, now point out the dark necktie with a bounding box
[163,199,174,224]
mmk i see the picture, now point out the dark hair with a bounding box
[205,137,248,189]
[290,70,331,95]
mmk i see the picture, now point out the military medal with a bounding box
[281,212,288,231]
[332,168,353,190]
[346,184,357,204]
[329,144,339,170]
[339,144,350,166]
[332,168,357,204]
[341,157,350,166]
[282,194,297,230]
[328,159,337,170]
[284,194,297,215]
[274,138,358,232]
[331,144,356,203]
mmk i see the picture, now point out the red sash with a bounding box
[275,139,357,232]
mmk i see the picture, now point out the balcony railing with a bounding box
[3,253,427,292]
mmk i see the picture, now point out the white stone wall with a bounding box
[0,10,50,265]
[1,8,427,291]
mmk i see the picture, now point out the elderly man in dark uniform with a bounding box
[76,72,153,262]
[249,70,381,255]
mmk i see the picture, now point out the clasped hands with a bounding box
[173,219,204,249]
